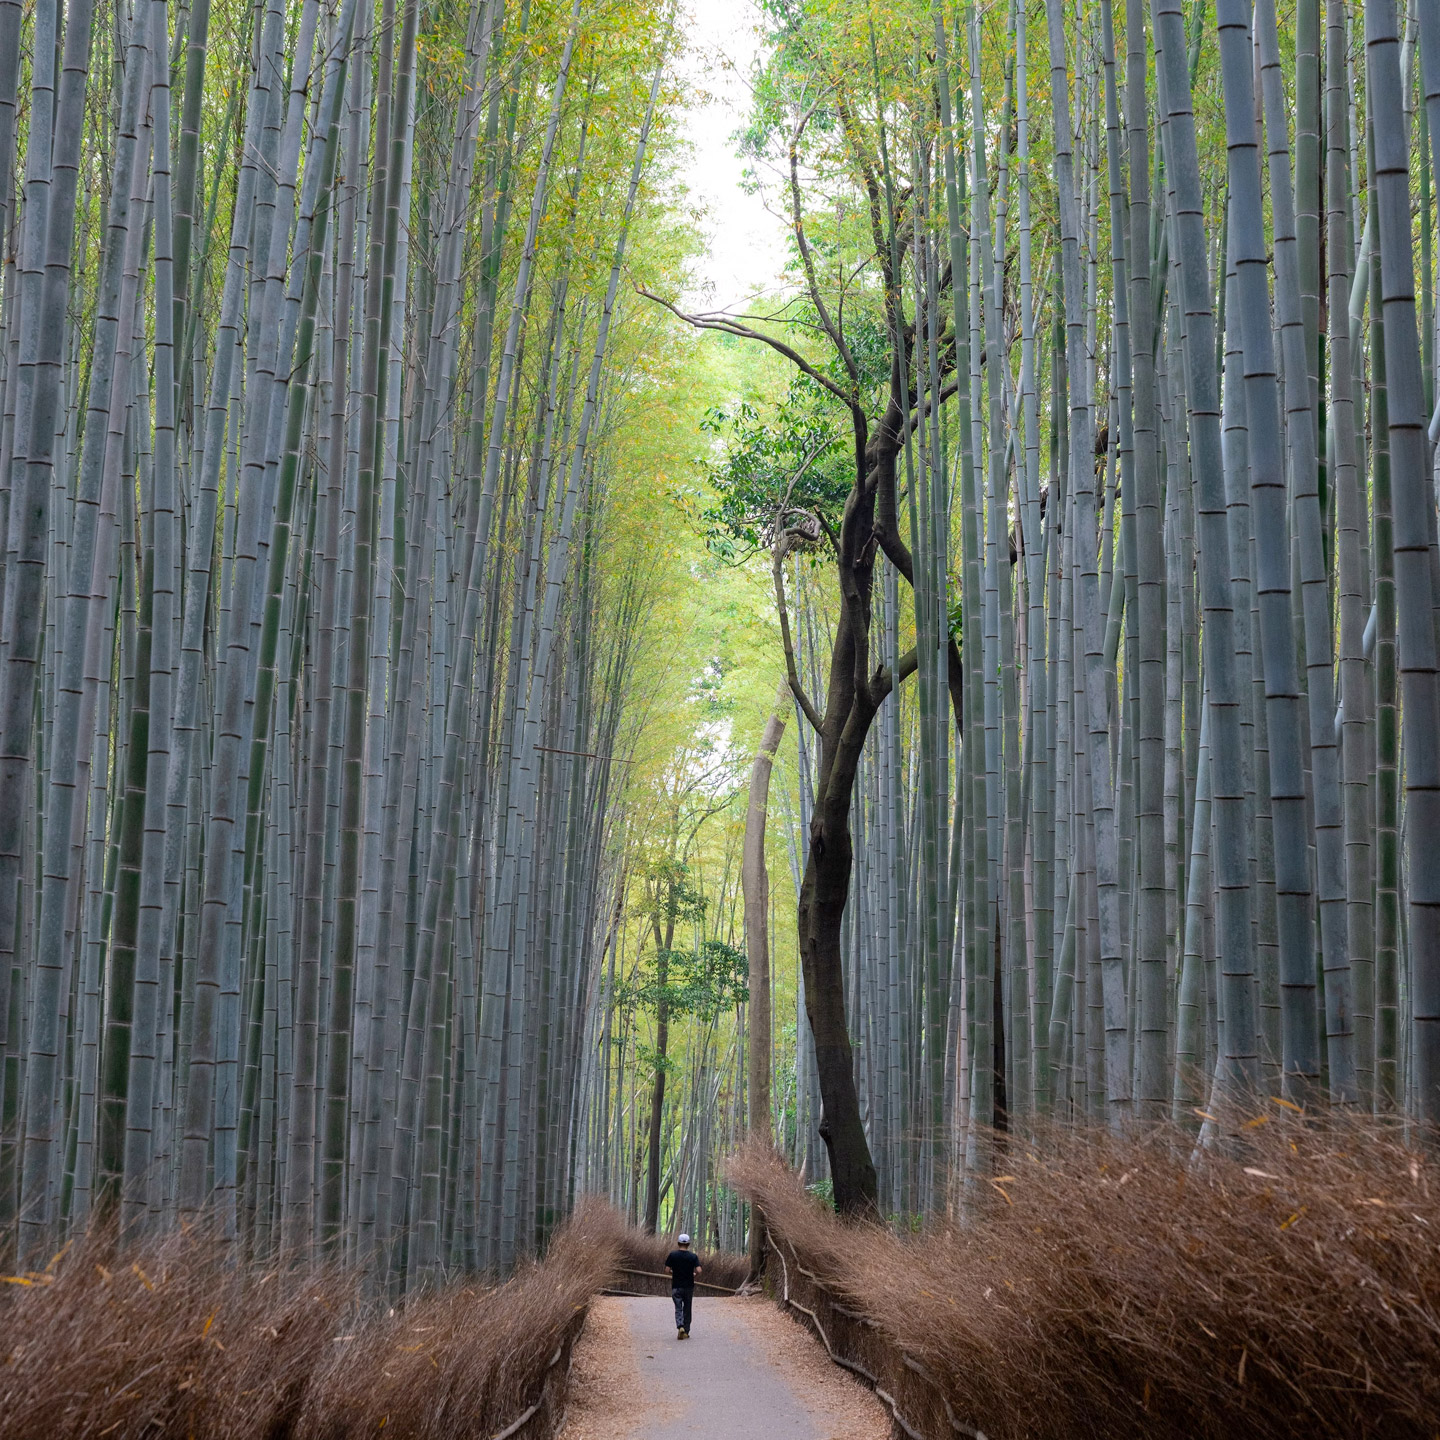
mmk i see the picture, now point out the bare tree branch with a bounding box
[771,538,825,734]
[789,99,859,384]
[868,644,918,707]
[633,284,857,410]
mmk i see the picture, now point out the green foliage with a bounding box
[689,658,737,723]
[634,856,708,933]
[623,858,746,1019]
[632,1041,679,1080]
[672,939,750,1020]
[805,1177,836,1211]
[618,941,749,1024]
[696,371,851,563]
[741,0,856,160]
[947,591,964,646]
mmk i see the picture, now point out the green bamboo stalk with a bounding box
[1369,0,1440,1124]
[1152,0,1258,1100]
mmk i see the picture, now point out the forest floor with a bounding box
[559,1294,889,1440]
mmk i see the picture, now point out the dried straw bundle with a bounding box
[0,1201,624,1439]
[299,1199,622,1438]
[0,1224,347,1440]
[731,1116,1440,1439]
[608,1226,749,1290]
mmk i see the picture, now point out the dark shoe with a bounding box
[677,1327,684,1340]
[682,1329,690,1338]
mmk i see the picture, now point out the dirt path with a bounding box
[559,1294,890,1440]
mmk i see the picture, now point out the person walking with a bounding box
[665,1233,702,1339]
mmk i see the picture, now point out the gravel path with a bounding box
[560,1295,890,1440]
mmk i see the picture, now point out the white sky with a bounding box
[674,1,791,310]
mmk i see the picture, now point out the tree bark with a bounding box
[745,678,787,1275]
[643,942,669,1235]
[642,863,682,1237]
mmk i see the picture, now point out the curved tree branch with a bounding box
[771,538,825,734]
[775,437,830,523]
[813,507,841,558]
[790,100,859,385]
[868,643,918,708]
[633,284,857,411]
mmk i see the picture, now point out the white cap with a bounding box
[678,1233,690,1245]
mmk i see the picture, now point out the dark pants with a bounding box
[672,1286,694,1332]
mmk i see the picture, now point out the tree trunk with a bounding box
[643,942,669,1235]
[798,720,878,1216]
[745,678,787,1274]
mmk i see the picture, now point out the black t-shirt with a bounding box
[666,1249,701,1290]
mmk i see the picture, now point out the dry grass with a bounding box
[730,1114,1440,1439]
[299,1201,620,1438]
[607,1223,749,1291]
[0,1222,347,1440]
[0,1201,623,1439]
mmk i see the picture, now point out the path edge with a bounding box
[764,1236,990,1440]
[488,1304,590,1440]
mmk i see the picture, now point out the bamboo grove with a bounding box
[603,0,1440,1222]
[0,0,705,1284]
[4,0,1440,1292]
